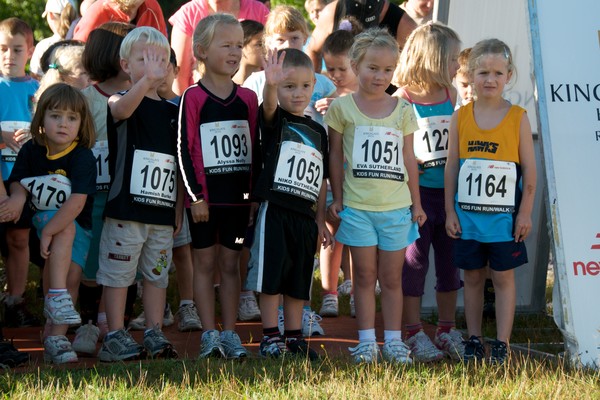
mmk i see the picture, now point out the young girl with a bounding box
[325,28,425,364]
[393,22,464,362]
[1,83,96,364]
[177,13,260,359]
[232,20,264,86]
[444,39,536,364]
[35,43,91,100]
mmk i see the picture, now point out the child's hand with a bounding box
[318,220,334,250]
[14,128,32,146]
[40,230,53,259]
[315,97,334,115]
[513,211,532,242]
[415,157,425,175]
[1,130,21,153]
[144,46,168,87]
[445,210,462,239]
[327,200,343,221]
[411,204,427,227]
[248,202,259,227]
[263,49,289,87]
[0,195,24,223]
[190,201,209,223]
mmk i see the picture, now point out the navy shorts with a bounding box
[453,239,528,271]
[188,205,250,251]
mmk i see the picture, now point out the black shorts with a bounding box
[245,202,317,300]
[453,239,528,271]
[187,205,250,250]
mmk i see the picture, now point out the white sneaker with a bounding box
[434,328,465,361]
[405,330,444,363]
[44,293,81,325]
[128,311,146,331]
[302,309,324,337]
[277,308,285,335]
[319,294,338,317]
[163,304,175,327]
[44,335,78,364]
[349,341,380,364]
[337,279,352,295]
[382,338,413,364]
[238,294,261,321]
[72,321,100,355]
[177,304,202,332]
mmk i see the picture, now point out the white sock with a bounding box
[384,330,402,343]
[358,329,377,343]
[179,300,194,307]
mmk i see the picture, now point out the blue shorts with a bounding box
[336,206,419,251]
[453,239,528,271]
[32,210,92,269]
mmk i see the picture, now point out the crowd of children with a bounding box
[0,0,535,368]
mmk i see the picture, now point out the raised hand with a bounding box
[143,46,168,87]
[264,48,289,87]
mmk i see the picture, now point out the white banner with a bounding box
[529,0,600,368]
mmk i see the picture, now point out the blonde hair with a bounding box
[120,26,170,61]
[193,13,241,60]
[348,27,399,67]
[35,45,85,100]
[394,22,460,91]
[456,47,471,77]
[56,2,78,38]
[264,5,309,41]
[31,83,96,149]
[468,38,516,78]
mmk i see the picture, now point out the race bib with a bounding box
[413,115,450,168]
[91,140,110,191]
[1,121,30,163]
[273,141,323,202]
[457,159,517,213]
[21,174,72,211]
[130,150,177,208]
[200,120,251,174]
[352,126,404,181]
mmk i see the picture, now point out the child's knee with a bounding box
[7,228,29,249]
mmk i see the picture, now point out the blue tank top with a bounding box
[404,88,454,188]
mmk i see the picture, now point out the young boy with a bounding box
[0,18,40,329]
[455,48,473,108]
[246,48,332,360]
[96,27,181,362]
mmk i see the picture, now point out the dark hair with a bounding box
[279,48,313,70]
[32,83,96,149]
[169,47,177,67]
[0,17,34,49]
[40,40,85,74]
[241,20,264,47]
[82,22,135,82]
[323,29,354,56]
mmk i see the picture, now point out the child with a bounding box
[321,27,359,97]
[35,44,91,99]
[232,20,264,86]
[393,22,463,362]
[0,18,40,329]
[177,13,260,359]
[2,83,96,364]
[246,48,331,360]
[96,26,180,362]
[444,39,536,364]
[325,28,425,364]
[455,47,473,107]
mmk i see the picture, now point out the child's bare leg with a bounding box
[463,268,486,338]
[341,246,352,282]
[403,295,421,326]
[259,293,280,329]
[143,280,166,329]
[490,269,515,343]
[45,223,75,289]
[193,246,217,330]
[319,220,342,293]
[5,227,30,297]
[173,244,194,302]
[349,245,378,330]
[283,295,303,331]
[436,290,458,322]
[378,249,405,331]
[104,286,128,331]
[217,245,241,331]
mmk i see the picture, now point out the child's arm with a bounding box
[38,194,87,259]
[316,182,333,249]
[108,46,168,121]
[262,49,289,126]
[403,133,426,227]
[514,113,536,242]
[444,112,462,238]
[327,127,344,221]
[174,175,184,237]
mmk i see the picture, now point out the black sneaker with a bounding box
[286,337,319,361]
[259,335,287,358]
[0,341,30,368]
[4,302,41,328]
[462,335,485,363]
[489,340,508,365]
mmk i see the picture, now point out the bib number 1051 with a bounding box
[361,139,399,165]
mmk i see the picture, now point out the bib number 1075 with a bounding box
[139,164,176,193]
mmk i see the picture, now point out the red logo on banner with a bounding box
[572,233,600,276]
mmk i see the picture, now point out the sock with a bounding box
[436,320,455,335]
[263,326,280,339]
[97,312,107,325]
[358,328,376,343]
[240,291,253,299]
[322,291,337,297]
[284,329,302,342]
[384,330,402,343]
[179,299,194,308]
[47,288,68,297]
[302,306,311,313]
[405,323,423,338]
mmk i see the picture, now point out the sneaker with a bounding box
[144,326,178,359]
[4,302,41,327]
[277,308,285,335]
[128,311,146,331]
[286,337,319,360]
[259,335,287,358]
[337,279,352,296]
[382,338,413,364]
[463,335,485,363]
[319,294,339,317]
[405,330,444,362]
[177,304,202,331]
[72,321,100,355]
[434,329,465,361]
[238,294,261,321]
[43,335,78,364]
[43,293,81,325]
[489,340,508,365]
[302,309,325,337]
[220,330,248,359]
[348,341,380,364]
[198,329,225,358]
[0,341,30,368]
[349,295,355,318]
[163,304,175,327]
[98,329,146,362]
